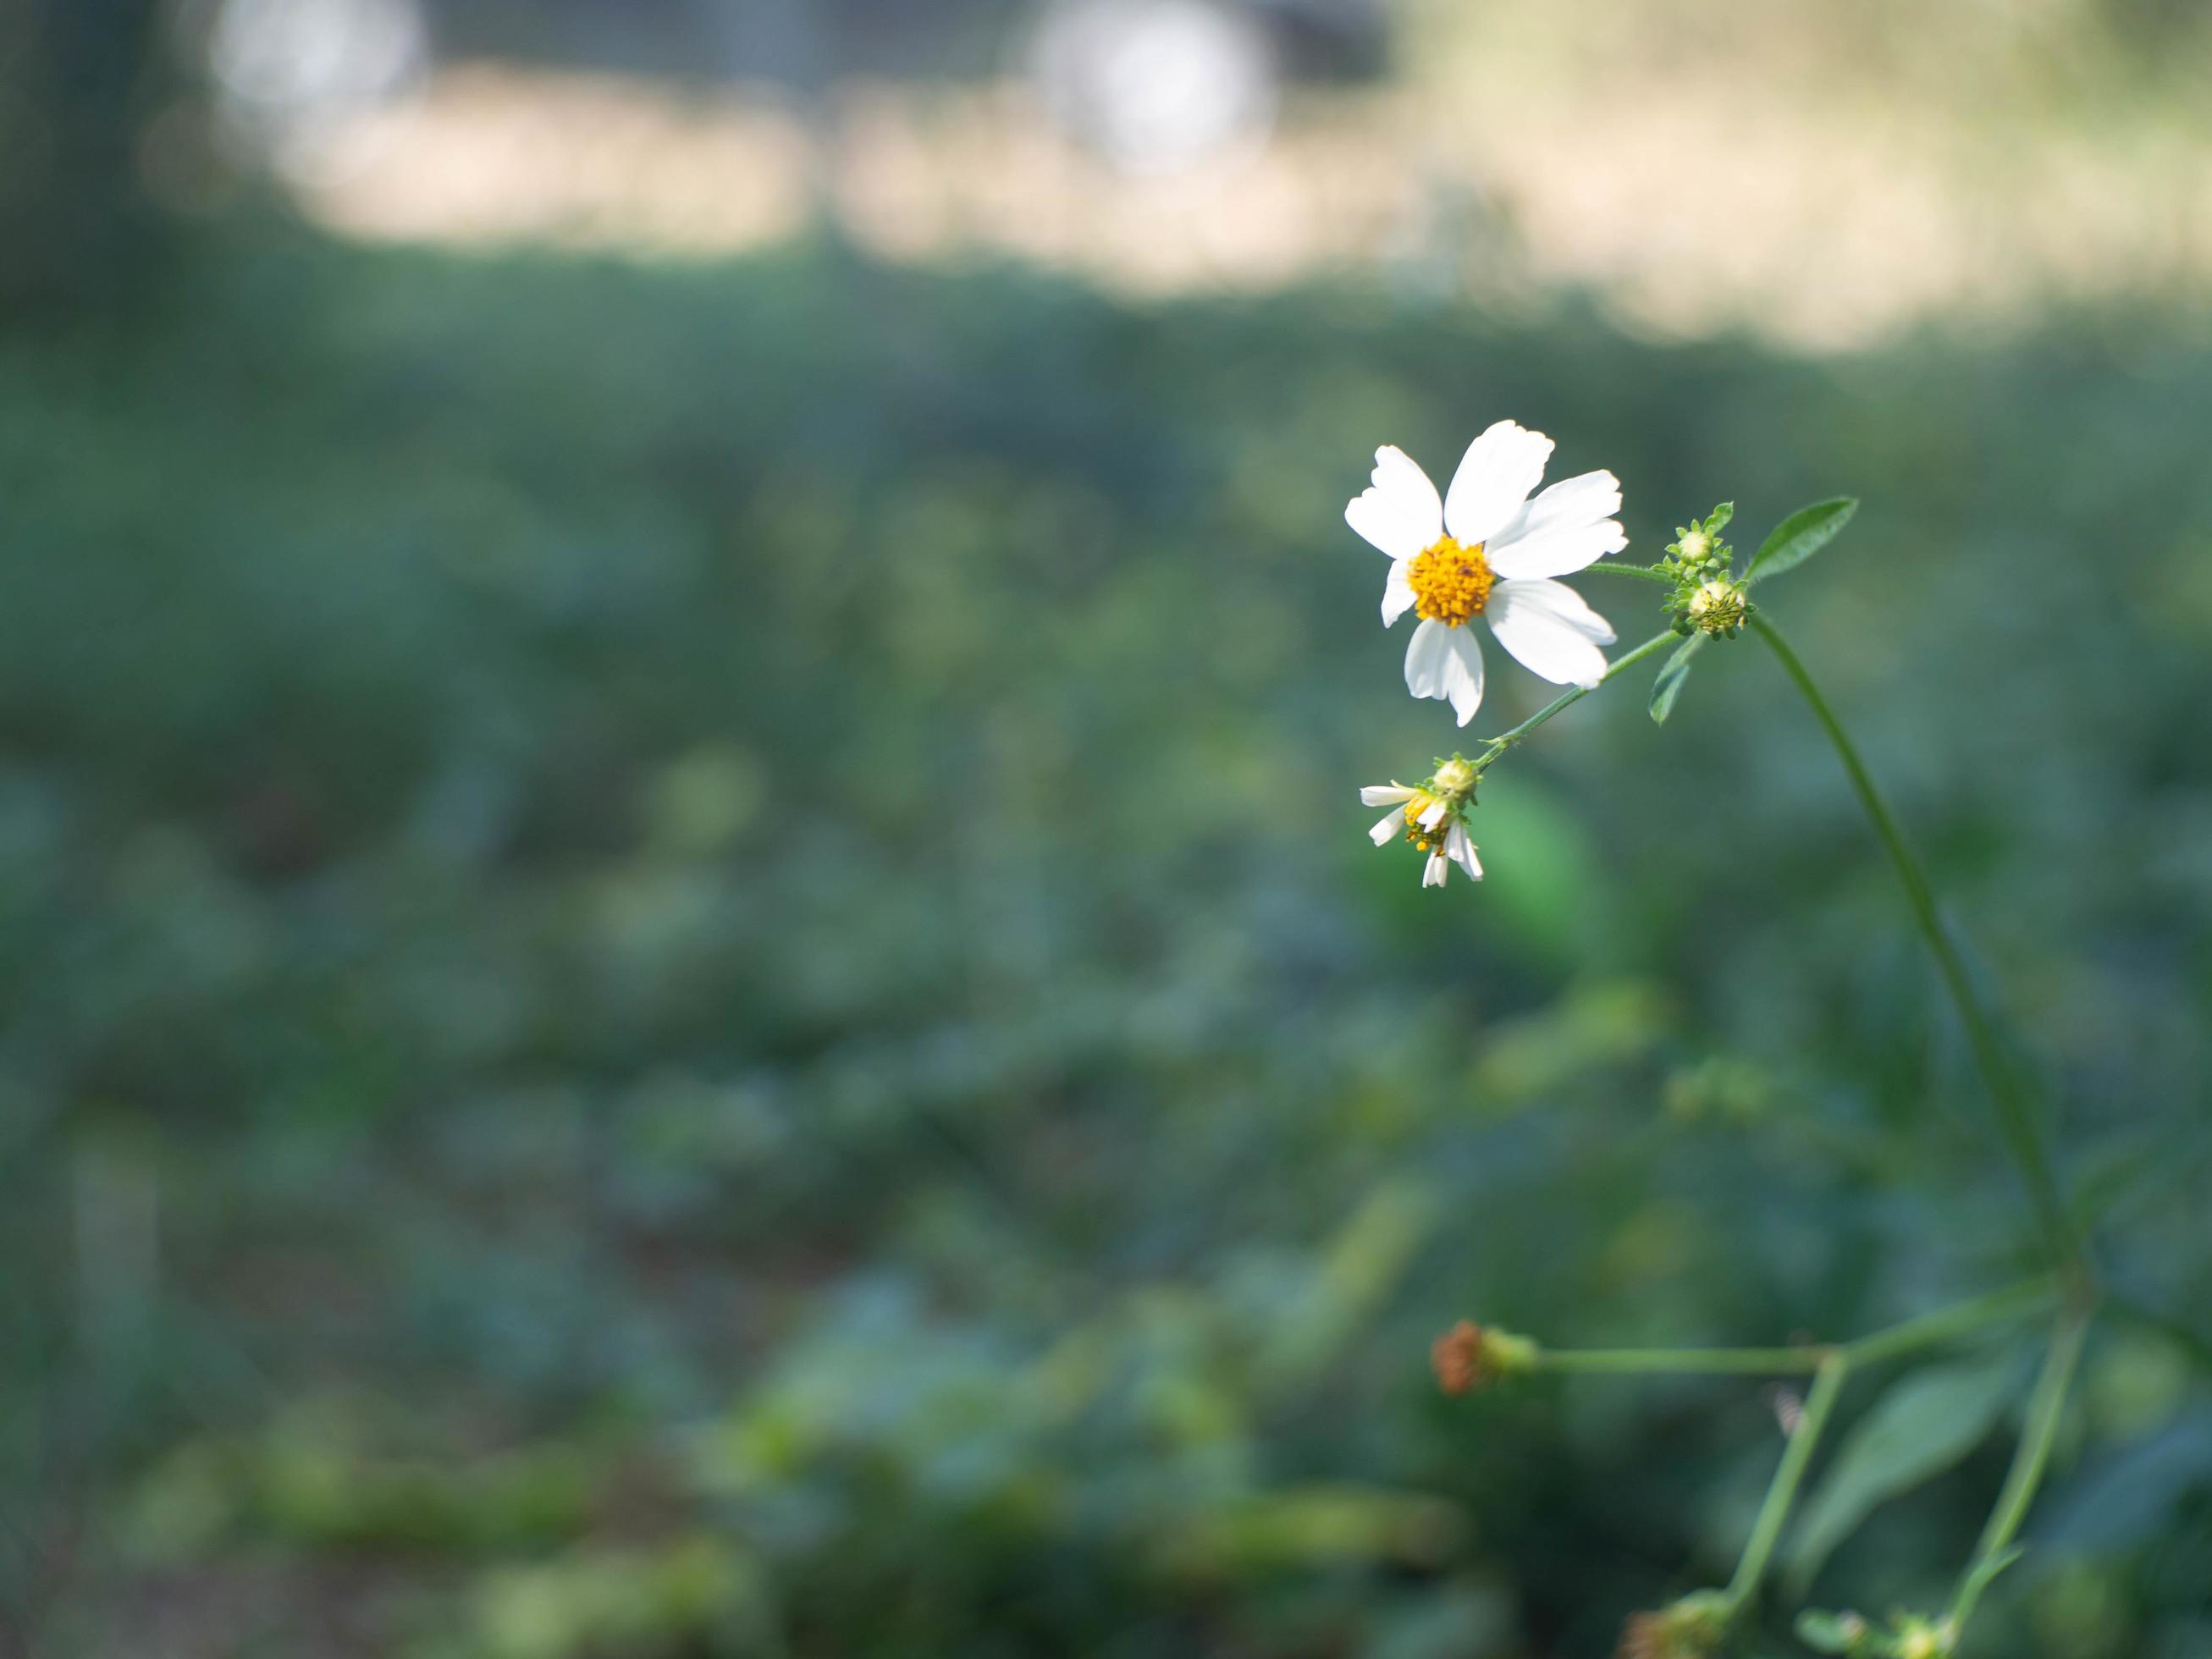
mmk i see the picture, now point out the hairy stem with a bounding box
[1726,1353,1850,1611]
[1749,615,2077,1271]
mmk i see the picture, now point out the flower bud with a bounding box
[1687,578,1750,637]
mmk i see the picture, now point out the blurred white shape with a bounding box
[207,0,430,185]
[1029,0,1278,177]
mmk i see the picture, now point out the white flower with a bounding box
[1345,421,1625,725]
[1361,782,1482,887]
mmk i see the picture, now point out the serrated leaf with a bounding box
[1649,632,1706,724]
[1746,497,1857,583]
[1784,1350,2023,1594]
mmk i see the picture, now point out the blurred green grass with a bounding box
[3,229,2210,1656]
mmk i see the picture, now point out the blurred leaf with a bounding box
[1255,1177,1440,1392]
[1649,632,1707,724]
[2040,1411,2212,1553]
[1784,1349,2024,1593]
[1746,498,1858,583]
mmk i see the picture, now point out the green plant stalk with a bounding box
[1725,1352,1850,1612]
[1541,1346,1824,1376]
[1748,614,2077,1271]
[1472,627,1679,765]
[1838,1279,2056,1369]
[1533,1277,2051,1378]
[1946,1313,2089,1629]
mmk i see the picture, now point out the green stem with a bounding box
[1726,1353,1850,1612]
[1839,1280,2055,1369]
[1541,1346,1823,1376]
[1474,628,1680,764]
[1582,561,1675,585]
[1945,1314,2089,1632]
[1749,614,2077,1271]
[1532,1277,2050,1379]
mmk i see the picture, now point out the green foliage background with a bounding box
[3,229,2210,1655]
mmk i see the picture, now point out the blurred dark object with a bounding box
[0,0,174,317]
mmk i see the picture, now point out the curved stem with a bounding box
[1946,1313,2089,1632]
[1726,1353,1850,1612]
[1749,615,2077,1271]
[1839,1280,2055,1369]
[1473,628,1679,764]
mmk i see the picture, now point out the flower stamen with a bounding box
[1406,537,1495,626]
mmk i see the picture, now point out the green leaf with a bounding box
[1746,497,1857,583]
[1648,632,1707,724]
[1784,1351,2023,1594]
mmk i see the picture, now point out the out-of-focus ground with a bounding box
[188,0,2212,347]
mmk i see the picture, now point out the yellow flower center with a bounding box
[1401,790,1444,852]
[1406,537,1495,626]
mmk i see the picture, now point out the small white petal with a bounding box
[1345,446,1443,561]
[1487,580,1613,686]
[1406,619,1486,725]
[1381,559,1416,626]
[1360,784,1418,807]
[1423,850,1449,888]
[1403,617,1450,698]
[1447,822,1482,881]
[1442,420,1553,548]
[1439,624,1486,726]
[1369,808,1408,846]
[1416,798,1448,830]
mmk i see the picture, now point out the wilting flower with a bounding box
[1363,755,1481,887]
[1619,1593,1731,1659]
[1430,1318,1540,1393]
[1345,422,1625,725]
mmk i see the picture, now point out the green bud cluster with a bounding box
[1796,1608,1958,1658]
[1660,503,1753,639]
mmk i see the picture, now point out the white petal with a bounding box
[1487,518,1628,579]
[1488,473,1628,578]
[1360,784,1417,807]
[1422,850,1449,888]
[1381,559,1416,626]
[1440,625,1486,726]
[1405,618,1486,725]
[1487,580,1613,686]
[1442,420,1553,548]
[1497,577,1615,642]
[1416,798,1448,830]
[1369,807,1408,846]
[1495,469,1621,544]
[1447,822,1483,881]
[1345,446,1443,561]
